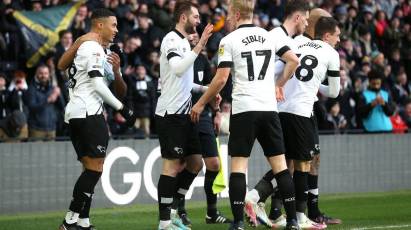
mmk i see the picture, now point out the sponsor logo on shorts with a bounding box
[97,145,106,153]
[173,147,183,155]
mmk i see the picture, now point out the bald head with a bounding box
[306,8,332,39]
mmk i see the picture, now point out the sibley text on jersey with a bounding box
[242,35,266,46]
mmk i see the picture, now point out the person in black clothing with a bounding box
[125,64,156,137]
[175,32,231,227]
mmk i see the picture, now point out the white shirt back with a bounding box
[64,41,106,122]
[155,30,194,116]
[217,24,290,114]
[278,36,340,117]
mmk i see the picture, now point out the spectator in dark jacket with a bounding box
[400,99,411,128]
[26,65,63,140]
[125,65,156,137]
[0,73,10,119]
[7,70,29,117]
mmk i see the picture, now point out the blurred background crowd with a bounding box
[0,0,411,141]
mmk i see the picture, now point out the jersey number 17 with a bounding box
[241,50,272,81]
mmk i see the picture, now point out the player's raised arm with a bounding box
[167,23,213,77]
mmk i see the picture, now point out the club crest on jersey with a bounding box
[218,45,224,56]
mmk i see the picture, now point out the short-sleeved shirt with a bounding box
[278,37,340,117]
[217,24,290,114]
[64,41,106,123]
[155,29,196,116]
[269,26,299,60]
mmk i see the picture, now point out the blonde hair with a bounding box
[230,0,255,20]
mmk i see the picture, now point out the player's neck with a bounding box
[90,29,105,45]
[236,19,253,29]
[175,24,189,38]
[282,21,296,37]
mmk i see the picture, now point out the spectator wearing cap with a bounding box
[26,65,63,140]
[0,110,28,142]
[357,69,395,132]
[370,50,385,73]
[360,5,376,37]
[344,5,360,39]
[334,4,348,25]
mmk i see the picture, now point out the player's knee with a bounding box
[294,160,311,172]
[82,157,104,172]
[310,154,320,172]
[204,157,220,171]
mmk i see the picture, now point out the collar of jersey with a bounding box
[303,33,313,40]
[280,25,289,36]
[237,24,255,29]
[172,29,185,39]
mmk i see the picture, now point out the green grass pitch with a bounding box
[1,190,410,230]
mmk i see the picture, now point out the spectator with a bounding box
[0,110,28,142]
[325,100,347,133]
[400,99,411,128]
[0,73,10,119]
[125,65,156,137]
[26,65,63,140]
[70,4,89,39]
[357,70,395,132]
[123,36,143,67]
[149,0,173,32]
[357,25,377,57]
[390,106,408,133]
[370,50,385,74]
[8,70,28,117]
[392,70,411,105]
[54,30,73,101]
[383,17,403,53]
[131,14,164,60]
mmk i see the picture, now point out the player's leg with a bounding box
[60,115,108,230]
[156,114,191,230]
[257,112,298,230]
[227,112,256,230]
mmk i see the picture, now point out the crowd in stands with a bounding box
[1,0,411,141]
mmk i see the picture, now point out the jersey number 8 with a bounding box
[241,50,272,81]
[295,55,318,82]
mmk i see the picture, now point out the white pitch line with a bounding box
[351,224,411,230]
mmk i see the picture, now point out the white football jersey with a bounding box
[64,41,107,122]
[217,24,291,114]
[278,37,340,117]
[155,29,194,116]
[269,26,299,58]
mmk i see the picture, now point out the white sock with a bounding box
[159,220,172,228]
[308,188,319,195]
[65,211,79,224]
[170,209,177,215]
[77,218,90,228]
[296,212,305,222]
[246,189,260,203]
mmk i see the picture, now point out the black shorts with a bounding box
[311,114,320,155]
[199,132,218,158]
[279,112,316,161]
[156,114,202,159]
[228,111,285,157]
[69,114,109,161]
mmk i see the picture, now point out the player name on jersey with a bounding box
[242,35,266,46]
[298,41,323,50]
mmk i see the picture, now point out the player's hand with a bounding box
[276,86,285,102]
[198,23,214,48]
[107,52,121,75]
[191,103,204,123]
[210,94,222,111]
[213,111,222,135]
[119,105,137,127]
